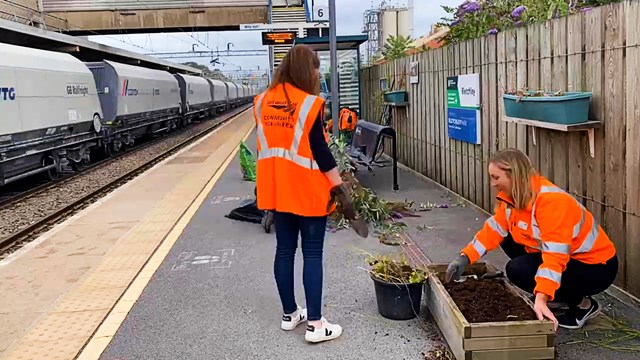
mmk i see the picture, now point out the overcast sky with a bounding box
[87,0,461,74]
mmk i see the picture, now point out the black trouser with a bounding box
[501,234,618,308]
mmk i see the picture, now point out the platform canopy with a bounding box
[294,35,368,118]
[294,34,368,51]
[0,18,201,74]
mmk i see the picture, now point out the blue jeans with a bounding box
[273,211,327,321]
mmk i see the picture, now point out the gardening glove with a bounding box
[444,253,470,283]
[327,183,357,220]
[327,184,369,238]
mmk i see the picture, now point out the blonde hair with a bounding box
[489,148,538,209]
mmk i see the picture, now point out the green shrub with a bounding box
[439,0,623,44]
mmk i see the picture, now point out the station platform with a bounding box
[1,108,638,360]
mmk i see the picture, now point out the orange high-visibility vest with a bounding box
[253,82,334,217]
[461,175,616,301]
[339,108,357,131]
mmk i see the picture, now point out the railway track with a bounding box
[0,106,251,256]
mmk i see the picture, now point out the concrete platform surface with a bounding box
[98,133,441,360]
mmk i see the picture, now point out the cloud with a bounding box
[88,0,462,73]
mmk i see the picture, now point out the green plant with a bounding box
[372,90,385,124]
[439,0,623,44]
[382,35,414,60]
[366,253,427,284]
[326,136,420,241]
[376,222,408,246]
[328,134,356,174]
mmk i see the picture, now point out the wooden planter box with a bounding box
[425,263,556,360]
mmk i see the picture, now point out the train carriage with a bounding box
[173,74,213,124]
[224,81,239,108]
[86,60,181,153]
[0,43,103,185]
[206,78,228,114]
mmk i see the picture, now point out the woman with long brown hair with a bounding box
[445,148,618,331]
[253,44,367,343]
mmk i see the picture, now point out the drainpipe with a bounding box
[408,0,414,39]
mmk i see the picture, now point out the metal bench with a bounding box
[347,120,399,191]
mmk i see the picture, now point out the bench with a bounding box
[347,120,399,191]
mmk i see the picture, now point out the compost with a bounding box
[443,279,537,323]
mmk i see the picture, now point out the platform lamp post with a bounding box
[328,0,339,138]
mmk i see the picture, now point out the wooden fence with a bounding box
[360,1,640,298]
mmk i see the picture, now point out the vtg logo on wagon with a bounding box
[0,87,16,101]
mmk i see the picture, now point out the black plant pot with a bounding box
[371,273,424,320]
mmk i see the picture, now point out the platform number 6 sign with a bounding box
[309,0,329,22]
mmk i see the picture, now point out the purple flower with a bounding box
[580,6,593,12]
[462,1,480,13]
[451,18,461,26]
[487,28,498,35]
[511,5,527,19]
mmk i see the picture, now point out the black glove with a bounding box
[327,183,357,220]
[444,254,470,283]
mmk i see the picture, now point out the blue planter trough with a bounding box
[384,90,408,104]
[502,91,593,125]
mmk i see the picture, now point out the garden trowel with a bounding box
[455,270,504,283]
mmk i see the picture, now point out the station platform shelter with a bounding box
[295,35,368,120]
[0,109,638,360]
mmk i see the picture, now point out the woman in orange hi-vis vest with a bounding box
[253,44,368,343]
[445,148,617,331]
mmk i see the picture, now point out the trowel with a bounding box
[454,270,504,283]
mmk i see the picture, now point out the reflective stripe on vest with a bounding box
[530,185,600,256]
[471,236,487,258]
[255,93,319,170]
[535,267,562,283]
[487,216,508,238]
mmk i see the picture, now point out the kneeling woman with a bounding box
[445,148,618,330]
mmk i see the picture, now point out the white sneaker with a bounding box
[305,318,343,343]
[281,307,307,331]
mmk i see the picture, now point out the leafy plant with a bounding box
[326,135,419,241]
[376,222,408,245]
[367,253,427,284]
[438,0,622,44]
[382,35,415,61]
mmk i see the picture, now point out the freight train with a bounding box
[0,42,260,187]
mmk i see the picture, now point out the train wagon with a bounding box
[173,73,213,123]
[241,84,249,102]
[0,42,103,185]
[86,60,181,153]
[206,78,228,114]
[224,81,239,108]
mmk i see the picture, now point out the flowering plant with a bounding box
[439,0,622,44]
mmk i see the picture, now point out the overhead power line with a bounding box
[149,50,269,59]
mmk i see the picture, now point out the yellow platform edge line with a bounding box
[75,115,256,360]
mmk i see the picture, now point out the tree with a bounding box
[381,35,414,61]
[181,62,213,76]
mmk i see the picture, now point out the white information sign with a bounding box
[308,0,329,22]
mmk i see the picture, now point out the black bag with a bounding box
[225,198,264,224]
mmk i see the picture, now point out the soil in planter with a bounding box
[443,279,537,323]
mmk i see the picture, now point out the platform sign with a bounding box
[447,74,481,145]
[261,31,296,45]
[306,0,329,22]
